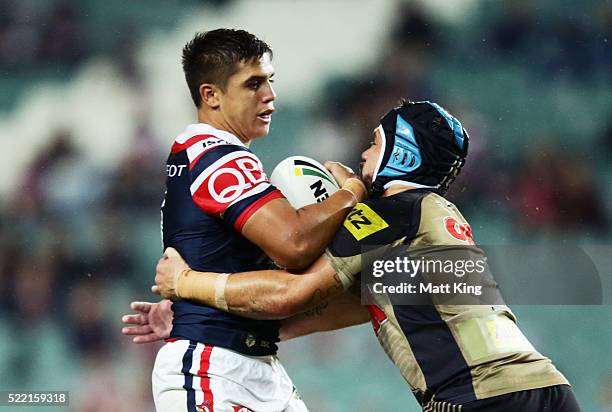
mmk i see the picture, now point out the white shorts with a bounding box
[152,339,308,412]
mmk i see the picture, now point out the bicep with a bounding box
[240,183,359,270]
[240,197,305,266]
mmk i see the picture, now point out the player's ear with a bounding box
[199,83,221,109]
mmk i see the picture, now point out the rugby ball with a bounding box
[270,156,339,208]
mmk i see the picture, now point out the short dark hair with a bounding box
[182,29,273,107]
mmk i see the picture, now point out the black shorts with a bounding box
[423,385,581,412]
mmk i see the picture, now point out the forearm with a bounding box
[225,270,300,319]
[279,291,370,341]
[174,256,351,320]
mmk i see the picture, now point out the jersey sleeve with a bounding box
[189,145,285,231]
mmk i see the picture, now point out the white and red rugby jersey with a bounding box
[162,123,284,356]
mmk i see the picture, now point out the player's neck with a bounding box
[196,110,251,146]
[382,184,415,197]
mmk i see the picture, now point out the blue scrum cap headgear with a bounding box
[371,100,469,196]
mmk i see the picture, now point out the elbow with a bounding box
[274,237,312,270]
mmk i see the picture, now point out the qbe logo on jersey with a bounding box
[191,151,271,215]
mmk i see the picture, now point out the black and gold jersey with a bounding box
[324,189,568,406]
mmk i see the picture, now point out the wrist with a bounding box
[175,269,230,311]
[341,178,367,203]
[174,268,192,300]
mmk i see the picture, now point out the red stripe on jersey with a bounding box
[164,338,179,343]
[367,304,388,336]
[189,151,207,171]
[198,345,215,412]
[233,189,285,232]
[170,134,217,154]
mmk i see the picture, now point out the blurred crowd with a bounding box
[0,0,232,73]
[324,0,611,238]
[0,127,164,410]
[485,0,612,81]
[1,1,611,411]
[0,1,90,71]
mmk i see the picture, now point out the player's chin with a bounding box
[252,123,271,138]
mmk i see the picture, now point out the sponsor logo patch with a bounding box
[344,203,389,240]
[191,151,270,215]
[443,216,475,245]
[245,334,256,348]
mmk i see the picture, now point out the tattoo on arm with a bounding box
[303,273,343,318]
